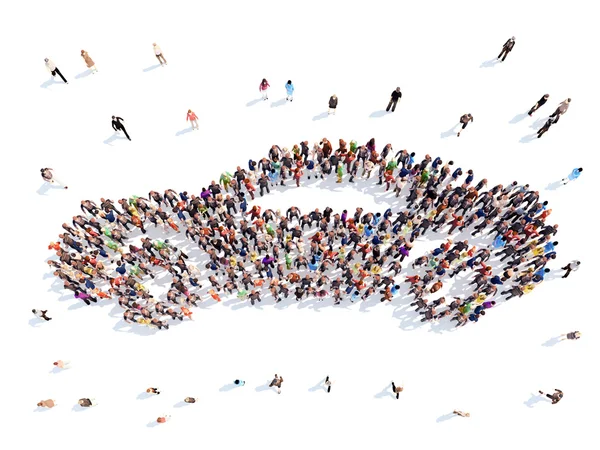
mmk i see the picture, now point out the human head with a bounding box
[262,78,267,84]
[567,98,572,102]
[578,168,583,172]
[44,58,48,62]
[112,115,115,119]
[287,80,292,84]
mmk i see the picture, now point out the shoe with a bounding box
[64,186,68,189]
[457,132,460,137]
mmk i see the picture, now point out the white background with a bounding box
[1,1,598,449]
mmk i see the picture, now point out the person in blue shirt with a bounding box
[562,168,582,185]
[285,80,294,101]
[465,169,474,185]
[544,241,558,253]
[234,379,245,386]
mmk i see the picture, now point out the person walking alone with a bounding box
[560,331,581,341]
[457,114,473,137]
[32,309,52,321]
[528,94,549,116]
[562,168,582,185]
[259,78,270,100]
[269,374,284,394]
[44,58,68,84]
[386,87,402,112]
[41,168,68,189]
[186,109,199,130]
[391,381,404,399]
[453,410,470,417]
[285,80,294,102]
[153,43,167,66]
[324,376,333,393]
[560,260,580,278]
[498,36,515,61]
[112,116,131,141]
[80,50,98,74]
[538,389,563,404]
[328,95,338,115]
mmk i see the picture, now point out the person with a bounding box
[80,50,98,74]
[186,109,199,130]
[153,43,167,66]
[157,414,171,423]
[550,98,571,118]
[37,399,56,408]
[234,379,245,386]
[561,260,580,278]
[453,410,470,417]
[285,80,294,101]
[269,374,284,394]
[528,94,549,116]
[324,375,333,393]
[328,95,338,115]
[184,397,197,403]
[259,78,270,100]
[146,387,160,395]
[457,114,473,137]
[111,116,131,141]
[32,309,52,321]
[78,398,97,407]
[44,58,68,84]
[562,168,582,185]
[560,331,581,341]
[498,36,515,61]
[53,360,71,369]
[386,87,402,112]
[537,114,559,138]
[41,168,68,189]
[538,389,563,404]
[391,381,403,399]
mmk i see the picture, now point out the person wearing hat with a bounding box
[386,87,402,112]
[498,36,515,61]
[111,116,131,141]
[44,58,68,84]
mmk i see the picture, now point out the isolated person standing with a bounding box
[44,58,68,84]
[186,109,199,130]
[324,376,333,393]
[153,43,167,66]
[285,80,295,101]
[112,116,131,141]
[560,331,581,341]
[391,381,404,399]
[560,260,580,278]
[32,309,52,321]
[457,113,473,137]
[259,78,270,100]
[40,168,68,189]
[562,168,582,185]
[528,94,549,116]
[80,50,98,74]
[328,95,338,115]
[497,36,515,61]
[269,374,284,394]
[550,98,571,118]
[386,87,402,112]
[538,389,563,404]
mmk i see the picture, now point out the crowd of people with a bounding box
[44,136,570,332]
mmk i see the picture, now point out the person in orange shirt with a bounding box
[208,289,221,302]
[181,306,193,319]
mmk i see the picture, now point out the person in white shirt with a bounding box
[44,58,68,84]
[153,43,167,66]
[561,260,580,278]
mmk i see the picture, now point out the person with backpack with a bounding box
[386,87,402,112]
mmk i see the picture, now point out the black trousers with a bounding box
[52,68,67,83]
[391,382,399,399]
[386,99,399,112]
[116,126,131,140]
[498,48,510,61]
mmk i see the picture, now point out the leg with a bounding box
[386,100,393,112]
[392,99,398,112]
[55,67,68,84]
[122,127,131,141]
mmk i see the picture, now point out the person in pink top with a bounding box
[259,78,270,100]
[187,109,199,130]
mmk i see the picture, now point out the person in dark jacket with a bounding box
[328,95,338,115]
[386,87,402,112]
[537,114,559,138]
[457,114,473,137]
[112,116,131,141]
[498,36,515,61]
[528,94,549,116]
